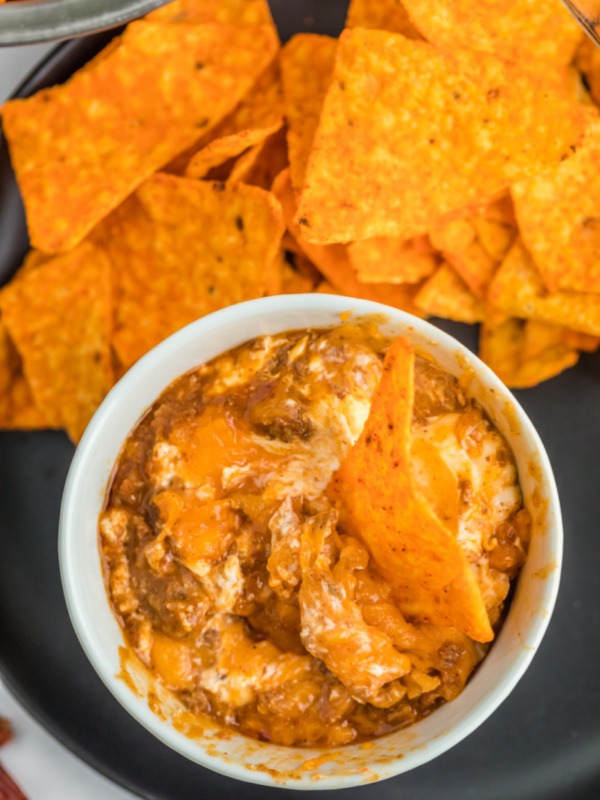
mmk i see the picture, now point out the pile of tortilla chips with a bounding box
[2,0,600,442]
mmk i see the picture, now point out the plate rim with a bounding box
[0,30,153,800]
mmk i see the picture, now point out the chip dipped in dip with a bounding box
[99,323,530,747]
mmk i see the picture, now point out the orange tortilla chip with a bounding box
[0,242,113,442]
[562,330,600,352]
[295,29,586,244]
[146,0,275,25]
[512,114,600,293]
[0,362,52,430]
[328,337,493,642]
[314,281,341,295]
[346,0,422,38]
[429,217,498,301]
[401,0,582,69]
[185,122,282,180]
[414,262,487,324]
[272,169,422,314]
[226,142,265,185]
[20,249,52,273]
[479,319,579,389]
[2,21,278,253]
[279,252,316,295]
[280,34,338,194]
[429,197,517,304]
[576,36,600,107]
[168,59,284,177]
[488,238,600,337]
[280,238,322,284]
[95,173,284,369]
[0,321,48,430]
[227,127,289,190]
[348,235,437,284]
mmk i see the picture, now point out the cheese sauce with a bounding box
[100,324,530,747]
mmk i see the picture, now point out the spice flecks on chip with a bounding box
[295,29,587,244]
[96,173,284,369]
[168,58,284,177]
[1,21,278,253]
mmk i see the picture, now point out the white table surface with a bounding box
[0,41,137,800]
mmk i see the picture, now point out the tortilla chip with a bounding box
[428,197,517,304]
[225,142,265,185]
[414,263,487,324]
[471,217,516,264]
[146,0,274,25]
[480,193,517,227]
[576,36,600,107]
[348,235,437,284]
[562,330,600,352]
[295,29,586,244]
[401,0,582,70]
[280,239,322,284]
[280,34,338,194]
[479,318,579,389]
[346,0,422,38]
[279,253,316,294]
[0,242,113,442]
[95,173,284,369]
[315,281,341,295]
[168,58,284,176]
[328,337,492,642]
[429,216,498,300]
[2,21,278,253]
[20,250,52,273]
[512,114,600,293]
[272,169,422,314]
[0,329,52,430]
[228,127,289,190]
[488,238,600,337]
[185,122,282,180]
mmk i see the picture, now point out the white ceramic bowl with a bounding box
[59,294,562,790]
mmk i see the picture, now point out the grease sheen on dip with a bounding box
[99,323,530,747]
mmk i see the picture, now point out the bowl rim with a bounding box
[0,0,164,46]
[58,293,563,789]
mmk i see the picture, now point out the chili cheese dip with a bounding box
[100,324,530,747]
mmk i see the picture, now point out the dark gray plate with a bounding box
[1,4,599,799]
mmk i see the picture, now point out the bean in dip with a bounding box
[99,324,530,747]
